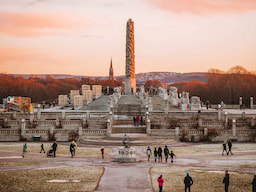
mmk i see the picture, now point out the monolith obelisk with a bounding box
[125,18,136,95]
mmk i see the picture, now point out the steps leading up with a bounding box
[80,133,176,146]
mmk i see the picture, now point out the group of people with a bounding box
[157,172,193,192]
[222,140,233,155]
[133,115,143,126]
[147,146,176,163]
[158,171,256,192]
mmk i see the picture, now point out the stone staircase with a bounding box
[80,133,176,146]
[111,119,146,134]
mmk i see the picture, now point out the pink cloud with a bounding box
[0,11,83,37]
[147,0,256,15]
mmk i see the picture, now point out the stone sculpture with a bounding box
[125,19,136,94]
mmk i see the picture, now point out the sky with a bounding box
[0,0,256,76]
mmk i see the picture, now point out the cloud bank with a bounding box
[147,0,256,15]
[0,11,82,37]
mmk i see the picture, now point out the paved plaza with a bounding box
[0,141,256,192]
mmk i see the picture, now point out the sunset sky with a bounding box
[1,0,256,76]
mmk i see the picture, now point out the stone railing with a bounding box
[82,129,107,136]
[183,129,203,135]
[201,120,224,127]
[0,129,20,135]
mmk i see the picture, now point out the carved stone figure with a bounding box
[125,19,136,94]
[180,91,190,104]
[190,96,201,105]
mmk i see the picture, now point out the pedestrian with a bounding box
[222,142,228,155]
[140,116,143,126]
[101,146,104,159]
[40,143,45,153]
[133,116,136,126]
[52,141,58,157]
[22,143,27,158]
[147,146,152,161]
[169,150,176,163]
[252,175,256,192]
[72,140,77,156]
[70,141,75,158]
[164,145,169,163]
[157,174,164,192]
[184,172,193,192]
[154,147,158,162]
[227,140,233,155]
[158,146,162,162]
[136,116,140,126]
[222,170,229,192]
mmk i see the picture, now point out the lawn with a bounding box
[151,166,254,192]
[0,166,104,192]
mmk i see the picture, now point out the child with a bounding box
[169,150,176,163]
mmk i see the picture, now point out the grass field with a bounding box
[151,166,254,192]
[0,142,112,157]
[0,166,104,192]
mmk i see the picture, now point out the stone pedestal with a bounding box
[21,119,25,137]
[115,147,136,163]
[232,119,236,137]
[251,97,254,109]
[175,127,179,141]
[146,119,151,135]
[107,119,111,137]
[125,78,136,95]
[239,97,243,106]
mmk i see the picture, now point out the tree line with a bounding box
[0,74,122,103]
[0,66,255,105]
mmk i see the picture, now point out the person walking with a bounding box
[136,116,140,126]
[227,140,233,155]
[22,143,27,158]
[40,143,45,153]
[140,116,143,126]
[133,116,136,126]
[157,175,164,192]
[72,140,77,156]
[70,141,75,158]
[252,175,256,192]
[154,147,158,162]
[222,142,228,155]
[184,172,193,192]
[169,150,176,163]
[101,146,104,159]
[222,170,229,192]
[147,146,152,161]
[158,147,163,162]
[52,141,58,157]
[164,145,169,163]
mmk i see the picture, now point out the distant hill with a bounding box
[6,72,208,84]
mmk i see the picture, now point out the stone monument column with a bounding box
[125,18,136,95]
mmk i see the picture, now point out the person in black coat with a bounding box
[252,175,256,192]
[184,172,193,192]
[227,140,233,155]
[222,142,228,155]
[158,147,162,162]
[70,142,75,158]
[51,141,58,157]
[154,148,158,162]
[223,170,229,192]
[163,145,169,163]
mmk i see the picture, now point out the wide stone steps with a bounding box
[80,133,176,146]
[112,125,146,134]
